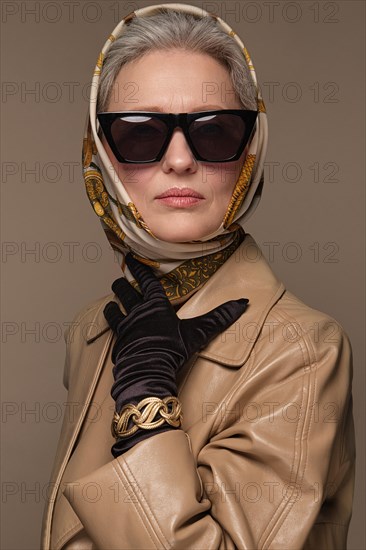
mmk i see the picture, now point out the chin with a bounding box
[153,226,215,243]
[156,233,203,243]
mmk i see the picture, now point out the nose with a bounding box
[161,129,198,174]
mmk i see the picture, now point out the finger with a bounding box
[125,253,166,301]
[111,277,142,314]
[103,301,126,332]
[180,298,249,353]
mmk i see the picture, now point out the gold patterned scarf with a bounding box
[83,3,268,304]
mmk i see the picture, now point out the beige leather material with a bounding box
[59,528,97,550]
[49,343,117,550]
[41,327,114,549]
[41,235,355,549]
[49,493,83,550]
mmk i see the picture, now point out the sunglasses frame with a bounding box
[97,109,258,164]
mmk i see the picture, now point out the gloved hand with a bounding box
[104,253,249,456]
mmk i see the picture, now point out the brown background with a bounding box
[1,1,365,548]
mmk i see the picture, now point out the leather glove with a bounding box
[104,253,249,456]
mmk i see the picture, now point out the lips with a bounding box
[156,187,204,199]
[155,187,205,208]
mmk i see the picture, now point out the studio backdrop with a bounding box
[1,1,365,548]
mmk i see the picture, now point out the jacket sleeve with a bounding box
[63,319,355,549]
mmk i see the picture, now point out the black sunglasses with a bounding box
[97,109,258,164]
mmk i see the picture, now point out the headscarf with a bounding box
[83,3,268,304]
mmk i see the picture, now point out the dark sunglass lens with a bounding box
[189,113,247,161]
[110,115,167,162]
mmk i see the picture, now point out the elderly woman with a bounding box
[41,3,355,549]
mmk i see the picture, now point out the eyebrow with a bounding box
[127,105,227,112]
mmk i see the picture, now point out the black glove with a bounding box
[104,253,249,456]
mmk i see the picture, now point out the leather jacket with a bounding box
[41,235,355,549]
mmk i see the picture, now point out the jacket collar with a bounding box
[85,234,285,367]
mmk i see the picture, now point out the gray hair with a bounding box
[97,8,257,113]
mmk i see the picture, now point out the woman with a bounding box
[41,4,355,549]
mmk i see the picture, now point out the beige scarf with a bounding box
[83,3,268,304]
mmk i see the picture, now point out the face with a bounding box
[102,49,248,242]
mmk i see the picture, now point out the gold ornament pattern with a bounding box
[159,228,244,301]
[130,254,160,269]
[107,194,154,235]
[242,47,254,71]
[83,125,125,241]
[94,52,105,76]
[125,229,244,302]
[82,130,97,168]
[127,203,156,237]
[223,154,256,228]
[257,98,266,113]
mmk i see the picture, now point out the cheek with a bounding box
[102,138,151,200]
[114,164,157,208]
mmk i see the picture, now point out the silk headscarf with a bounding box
[83,3,268,304]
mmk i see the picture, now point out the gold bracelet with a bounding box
[111,396,183,439]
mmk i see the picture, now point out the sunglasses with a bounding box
[97,109,258,164]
